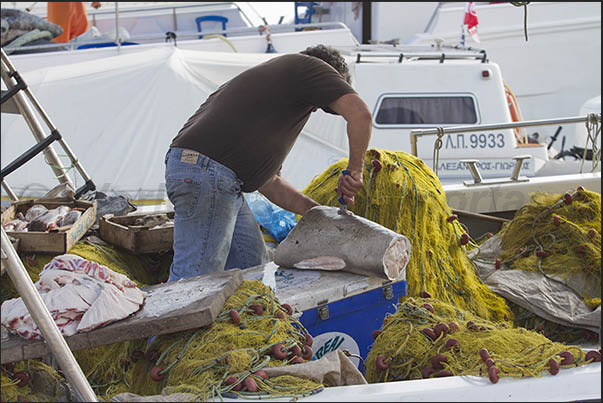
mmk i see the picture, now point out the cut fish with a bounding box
[77,283,142,333]
[0,254,146,340]
[24,204,48,221]
[28,205,71,232]
[60,209,82,226]
[275,206,411,281]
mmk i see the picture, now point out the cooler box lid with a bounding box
[242,262,404,313]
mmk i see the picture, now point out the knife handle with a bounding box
[337,170,351,205]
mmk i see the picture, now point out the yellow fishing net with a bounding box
[483,188,601,343]
[72,280,323,401]
[2,279,322,402]
[1,359,68,402]
[302,149,512,322]
[496,189,600,297]
[3,149,600,399]
[365,297,601,383]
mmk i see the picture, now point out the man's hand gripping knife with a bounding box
[336,168,363,215]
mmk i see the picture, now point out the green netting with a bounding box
[301,148,512,322]
[496,189,601,298]
[73,280,323,401]
[365,297,600,384]
[1,359,67,402]
[3,150,600,399]
[480,188,601,343]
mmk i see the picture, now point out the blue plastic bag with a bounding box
[244,192,298,243]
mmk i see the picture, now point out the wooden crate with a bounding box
[99,212,174,254]
[1,199,96,254]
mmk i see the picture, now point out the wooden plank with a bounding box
[1,269,242,364]
[1,204,17,226]
[65,201,97,252]
[452,208,511,224]
[452,208,511,239]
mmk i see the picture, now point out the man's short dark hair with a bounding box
[300,44,351,84]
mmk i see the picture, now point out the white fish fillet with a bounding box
[1,254,145,340]
[77,283,142,333]
[40,284,90,314]
[38,269,103,305]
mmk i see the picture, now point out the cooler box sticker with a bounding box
[312,331,360,367]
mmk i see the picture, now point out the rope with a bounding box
[511,2,530,41]
[495,188,600,309]
[392,156,418,241]
[202,34,238,53]
[580,113,601,173]
[366,297,598,383]
[42,153,77,181]
[157,329,204,375]
[432,127,445,176]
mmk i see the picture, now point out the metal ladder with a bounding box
[1,48,95,199]
[0,48,97,402]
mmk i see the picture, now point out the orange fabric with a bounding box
[47,2,90,43]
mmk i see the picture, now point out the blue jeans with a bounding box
[165,147,268,282]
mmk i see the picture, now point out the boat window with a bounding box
[374,95,478,127]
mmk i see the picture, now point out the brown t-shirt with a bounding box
[170,53,356,192]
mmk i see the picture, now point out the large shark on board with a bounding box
[275,206,412,281]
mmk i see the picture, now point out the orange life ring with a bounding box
[504,84,524,142]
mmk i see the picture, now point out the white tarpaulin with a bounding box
[1,46,352,200]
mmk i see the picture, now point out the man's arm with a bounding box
[258,174,320,215]
[327,93,372,205]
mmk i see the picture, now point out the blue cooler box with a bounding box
[242,263,407,371]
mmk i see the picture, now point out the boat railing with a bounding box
[410,114,602,156]
[410,114,602,183]
[123,21,349,42]
[4,21,351,54]
[345,50,487,63]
